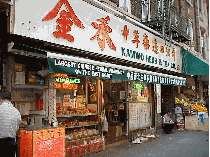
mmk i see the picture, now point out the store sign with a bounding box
[54,73,79,89]
[156,84,161,114]
[14,0,182,73]
[48,57,186,86]
[133,84,144,90]
[55,77,80,84]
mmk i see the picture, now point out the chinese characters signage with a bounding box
[42,0,85,42]
[48,56,186,86]
[91,16,116,51]
[156,84,161,113]
[14,0,182,73]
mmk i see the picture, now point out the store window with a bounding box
[128,81,151,103]
[128,81,152,130]
[56,75,100,116]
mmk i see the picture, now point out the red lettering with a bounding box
[42,0,84,42]
[91,16,116,51]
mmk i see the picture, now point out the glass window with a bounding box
[119,0,131,13]
[128,81,151,103]
[55,75,99,116]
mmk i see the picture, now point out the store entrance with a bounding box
[103,80,128,143]
[161,85,176,121]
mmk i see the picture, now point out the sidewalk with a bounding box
[87,130,209,157]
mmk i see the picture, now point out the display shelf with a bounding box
[61,123,99,129]
[11,100,35,102]
[56,113,98,117]
[14,84,48,89]
[65,134,101,142]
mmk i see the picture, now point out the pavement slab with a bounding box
[86,130,209,157]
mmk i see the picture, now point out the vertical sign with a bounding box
[156,84,161,113]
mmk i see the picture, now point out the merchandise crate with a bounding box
[177,124,185,130]
[91,143,98,153]
[65,147,71,157]
[85,144,92,155]
[66,146,79,157]
[97,141,103,151]
[78,145,86,156]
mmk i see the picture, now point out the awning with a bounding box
[182,48,209,75]
[47,52,186,86]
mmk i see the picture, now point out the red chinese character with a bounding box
[91,16,116,51]
[42,0,85,42]
[166,47,170,57]
[152,39,159,54]
[172,48,176,60]
[160,46,164,53]
[132,30,140,48]
[142,33,150,50]
[122,25,129,42]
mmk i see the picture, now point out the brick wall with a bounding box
[98,0,203,53]
[130,0,142,20]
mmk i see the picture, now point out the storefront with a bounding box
[47,52,186,143]
[173,48,209,131]
[9,0,187,156]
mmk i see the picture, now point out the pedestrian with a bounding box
[162,110,175,134]
[177,91,187,101]
[205,97,209,115]
[0,90,21,157]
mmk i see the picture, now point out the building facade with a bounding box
[0,0,208,152]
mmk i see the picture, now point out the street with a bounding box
[87,130,209,157]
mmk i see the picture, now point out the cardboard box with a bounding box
[106,134,114,141]
[87,104,97,112]
[185,116,209,131]
[108,126,122,138]
[185,116,198,130]
[198,119,209,132]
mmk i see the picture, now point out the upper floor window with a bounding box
[141,0,150,22]
[119,0,131,13]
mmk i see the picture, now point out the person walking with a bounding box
[0,90,21,157]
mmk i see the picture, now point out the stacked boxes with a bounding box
[65,136,103,157]
[106,126,122,141]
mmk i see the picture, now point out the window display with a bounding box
[53,74,103,156]
[128,81,151,103]
[55,75,99,116]
[128,82,152,130]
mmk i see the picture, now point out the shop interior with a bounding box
[161,85,176,117]
[102,79,128,142]
[11,54,48,127]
